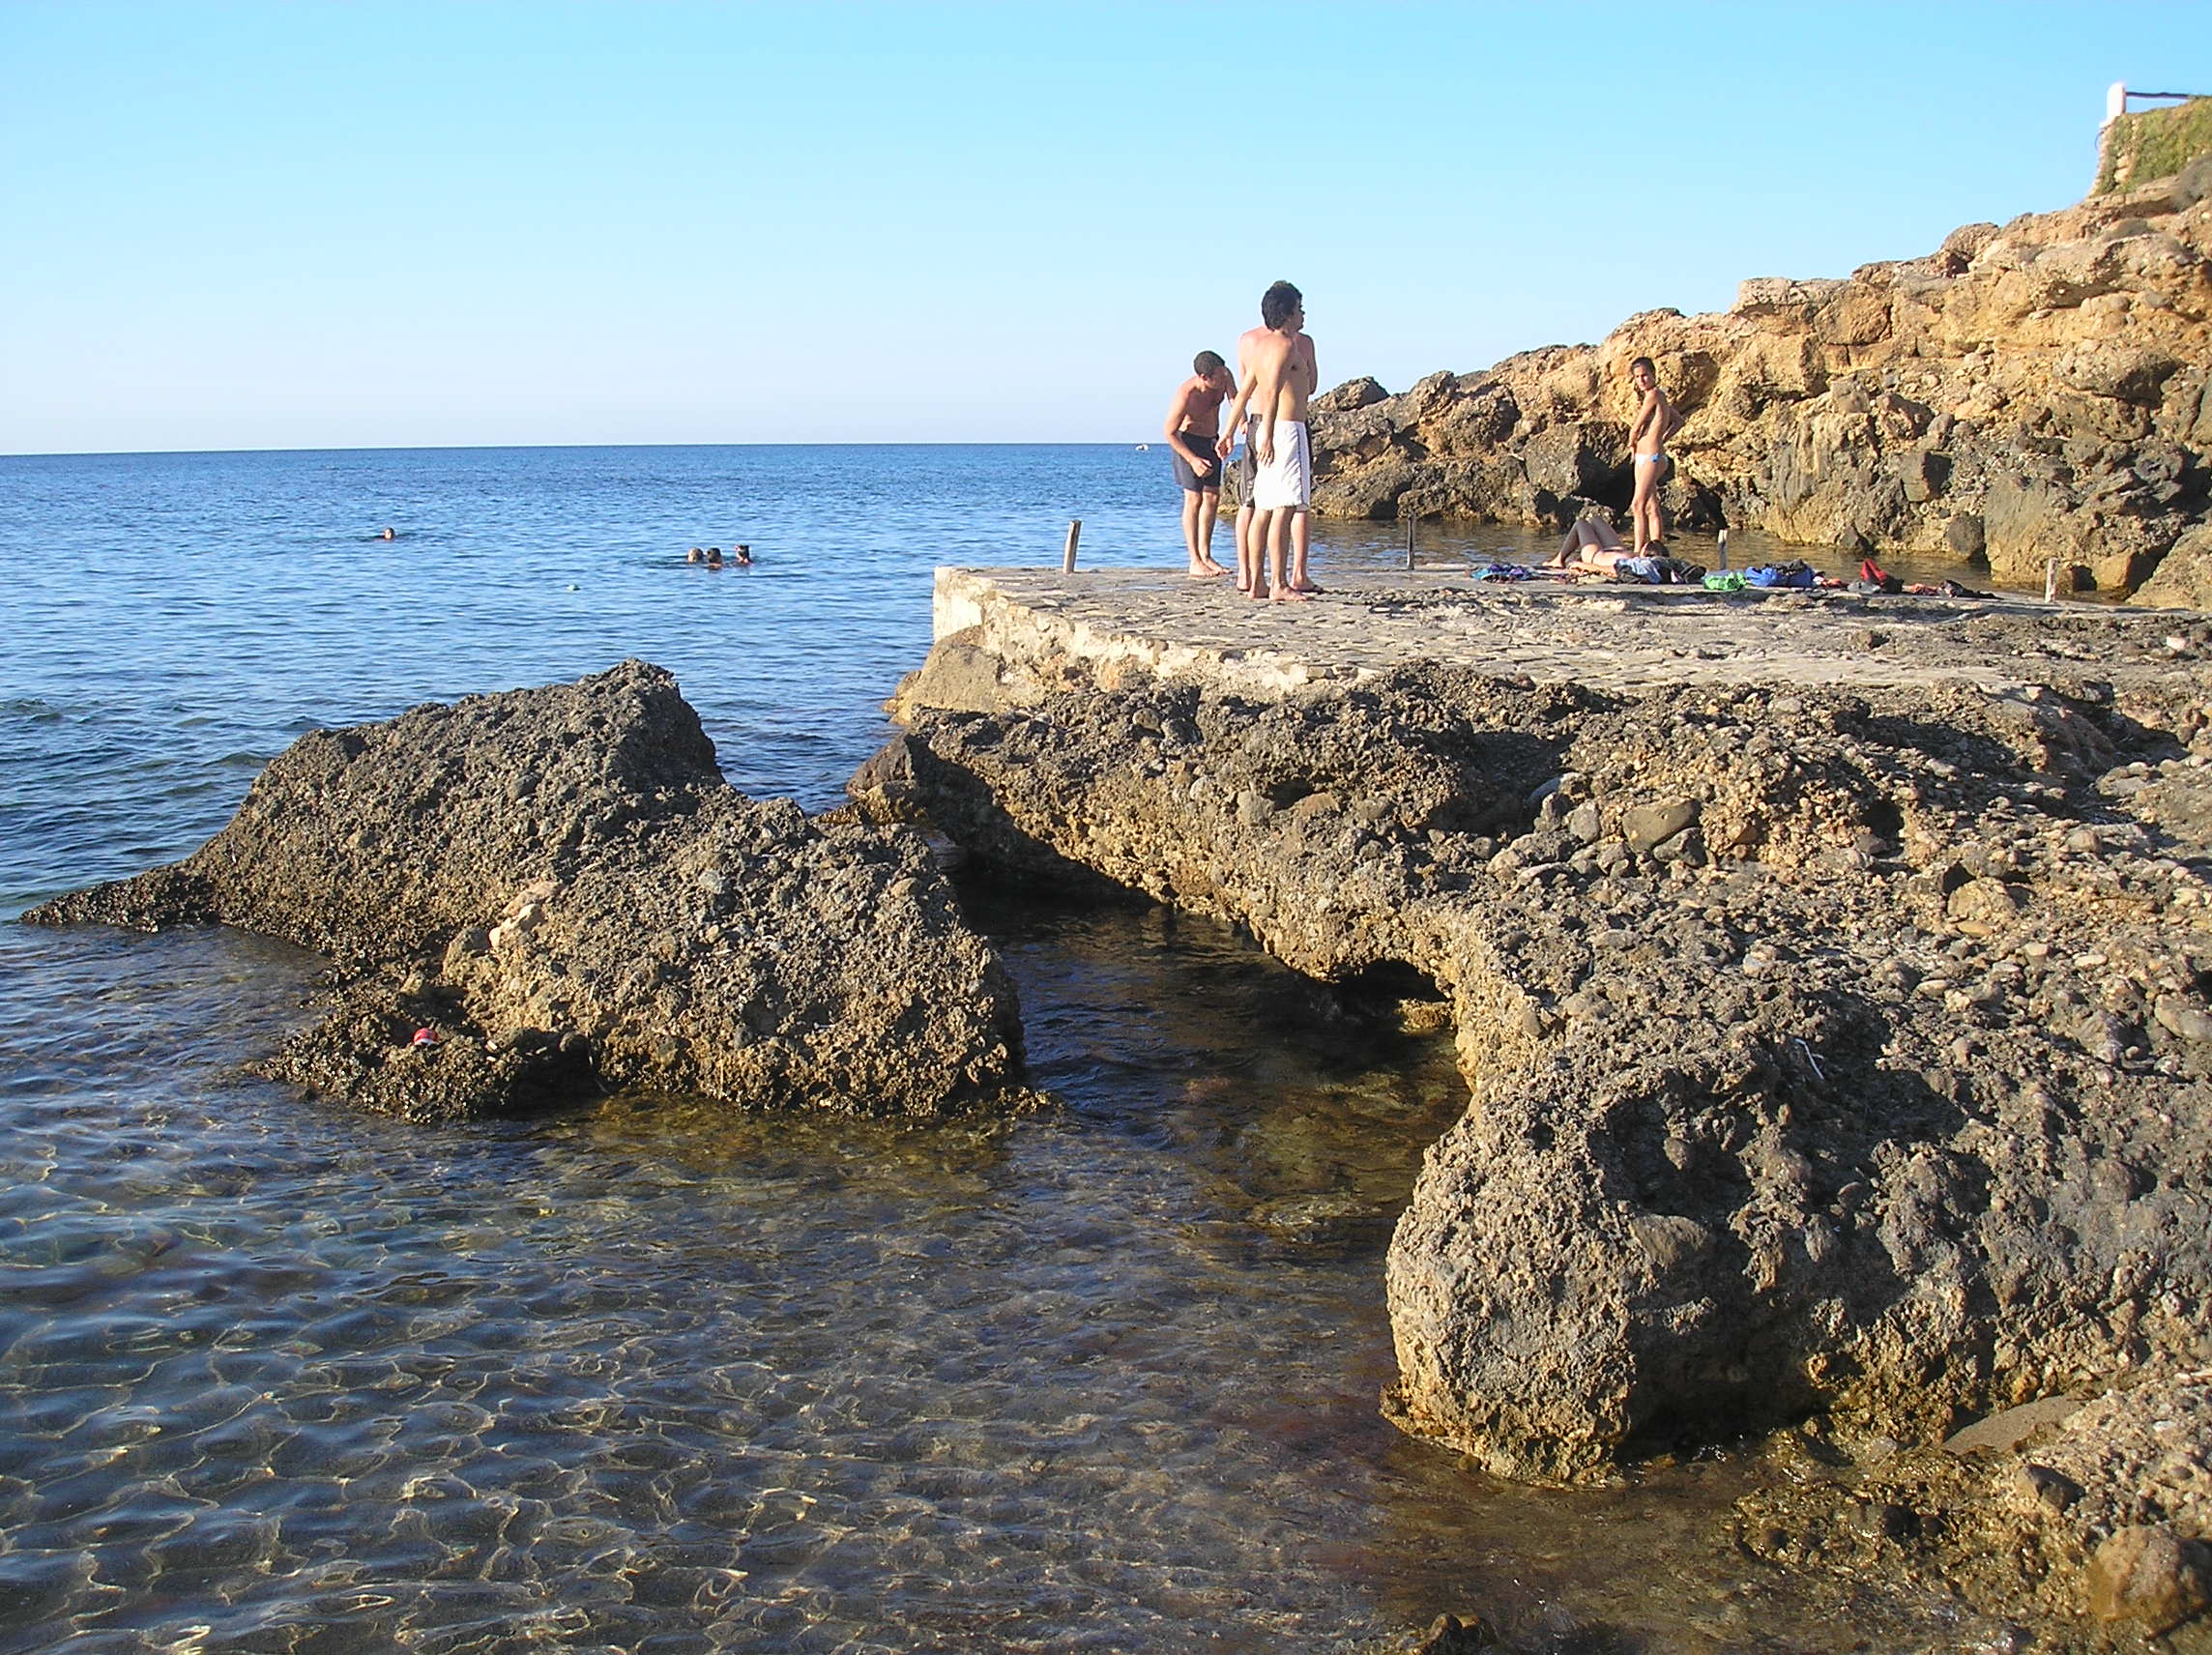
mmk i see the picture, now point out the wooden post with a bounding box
[1404,514,1416,570]
[1062,519,1082,573]
[2045,557,2060,603]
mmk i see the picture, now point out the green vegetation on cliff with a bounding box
[2098,95,2212,193]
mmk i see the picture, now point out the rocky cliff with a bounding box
[1303,158,2212,598]
[28,662,1029,1121]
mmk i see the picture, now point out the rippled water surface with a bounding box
[3,448,2005,1651]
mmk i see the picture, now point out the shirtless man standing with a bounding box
[1219,314,1273,594]
[1164,351,1233,578]
[1222,280,1318,604]
[1626,355,1682,555]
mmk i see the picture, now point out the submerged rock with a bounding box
[29,661,1027,1121]
[2088,1524,2210,1630]
[1732,1371,2212,1633]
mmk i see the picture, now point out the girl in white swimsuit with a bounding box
[1626,356,1681,553]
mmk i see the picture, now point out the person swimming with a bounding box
[705,547,724,568]
[376,526,396,540]
[733,543,752,566]
[686,547,705,564]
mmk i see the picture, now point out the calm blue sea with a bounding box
[3,445,1182,910]
[0,446,1960,1652]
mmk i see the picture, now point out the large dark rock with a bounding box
[861,623,2212,1509]
[30,662,1028,1121]
[2133,521,2212,608]
[1521,421,1629,500]
[34,660,721,963]
[1312,374,1388,414]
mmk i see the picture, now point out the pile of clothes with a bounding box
[1742,560,1819,589]
[1848,559,1994,599]
[1612,554,1707,585]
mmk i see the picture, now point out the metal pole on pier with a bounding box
[1404,514,1416,570]
[1062,519,1082,573]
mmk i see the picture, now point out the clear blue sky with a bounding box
[3,2,2204,454]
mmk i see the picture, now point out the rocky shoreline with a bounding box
[1292,157,2212,602]
[861,567,2212,1640]
[27,661,1029,1122]
[26,577,2212,1641]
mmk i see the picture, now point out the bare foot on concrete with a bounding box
[1269,586,1313,603]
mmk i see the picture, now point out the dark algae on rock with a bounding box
[865,569,2212,1639]
[28,661,1029,1121]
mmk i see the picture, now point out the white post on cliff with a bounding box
[2099,82,2127,190]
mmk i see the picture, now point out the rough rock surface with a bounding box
[29,661,1026,1121]
[859,570,2212,1628]
[1732,1372,2212,1635]
[1294,175,2212,596]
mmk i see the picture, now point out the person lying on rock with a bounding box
[1546,511,1631,574]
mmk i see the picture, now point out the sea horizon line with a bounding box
[0,439,1164,462]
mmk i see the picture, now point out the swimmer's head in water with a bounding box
[686,547,704,563]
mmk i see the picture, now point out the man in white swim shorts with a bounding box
[1221,280,1318,604]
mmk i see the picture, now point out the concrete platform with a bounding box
[931,566,2202,704]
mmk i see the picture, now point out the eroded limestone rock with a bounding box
[1732,1372,2212,1633]
[30,661,1027,1121]
[1291,181,2212,596]
[859,608,2212,1524]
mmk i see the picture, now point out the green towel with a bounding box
[1703,571,1749,593]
